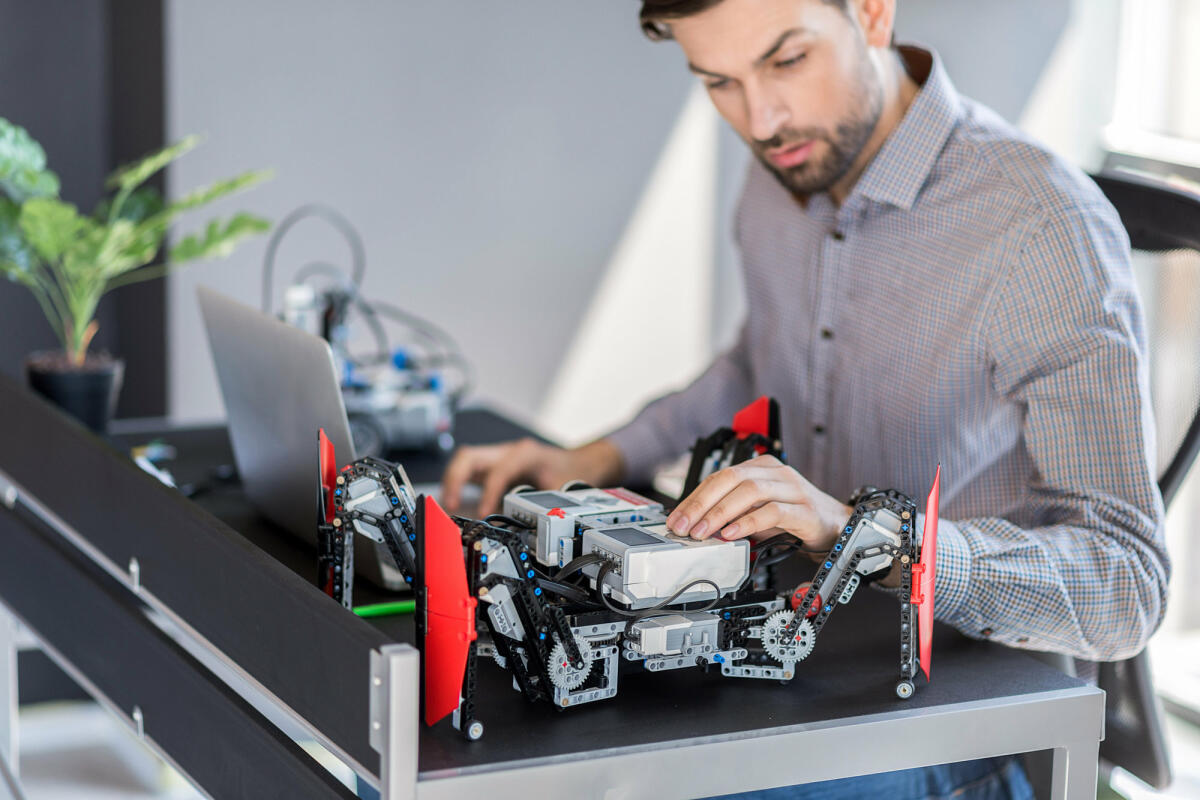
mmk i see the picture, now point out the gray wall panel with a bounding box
[0,0,115,379]
[165,1,692,423]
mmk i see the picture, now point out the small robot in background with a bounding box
[266,204,469,455]
[317,397,940,741]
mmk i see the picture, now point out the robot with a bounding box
[265,204,469,455]
[316,397,940,740]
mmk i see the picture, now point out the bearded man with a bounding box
[443,2,1169,796]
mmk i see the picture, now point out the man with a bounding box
[443,0,1169,796]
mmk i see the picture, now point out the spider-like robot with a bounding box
[316,397,940,740]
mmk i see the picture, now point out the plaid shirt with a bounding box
[608,47,1169,663]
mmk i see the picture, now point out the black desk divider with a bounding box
[0,506,356,799]
[0,373,390,778]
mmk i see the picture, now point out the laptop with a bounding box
[197,286,408,590]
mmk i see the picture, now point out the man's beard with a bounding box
[753,72,884,197]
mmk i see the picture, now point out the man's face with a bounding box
[668,0,885,197]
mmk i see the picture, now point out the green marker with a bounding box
[353,600,416,618]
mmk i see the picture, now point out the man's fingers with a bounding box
[477,453,533,518]
[689,479,777,540]
[669,459,799,537]
[441,445,501,511]
[718,501,789,540]
[721,501,822,542]
[441,451,471,512]
[668,465,754,535]
[442,448,482,511]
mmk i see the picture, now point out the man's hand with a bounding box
[665,455,852,555]
[441,438,625,516]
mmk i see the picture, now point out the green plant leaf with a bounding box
[94,185,165,223]
[106,135,201,193]
[0,197,37,280]
[0,117,60,203]
[164,169,272,217]
[73,218,156,279]
[18,197,87,264]
[169,212,271,263]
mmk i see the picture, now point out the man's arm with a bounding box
[932,203,1169,661]
[668,202,1170,663]
[441,322,757,515]
[606,322,756,487]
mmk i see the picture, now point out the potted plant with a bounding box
[0,117,271,432]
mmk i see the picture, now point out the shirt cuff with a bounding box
[868,517,971,624]
[931,517,972,628]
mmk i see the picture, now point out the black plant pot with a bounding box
[26,353,125,434]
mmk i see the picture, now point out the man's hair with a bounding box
[640,0,849,41]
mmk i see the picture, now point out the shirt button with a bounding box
[813,425,826,435]
[831,230,845,241]
[820,328,833,339]
[981,628,995,637]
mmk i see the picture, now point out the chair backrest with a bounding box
[1089,169,1200,789]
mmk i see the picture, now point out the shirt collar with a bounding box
[850,46,963,212]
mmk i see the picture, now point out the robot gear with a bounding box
[762,611,815,663]
[489,641,508,669]
[547,634,594,691]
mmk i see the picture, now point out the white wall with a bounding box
[164,1,697,429]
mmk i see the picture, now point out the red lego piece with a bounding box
[789,582,821,617]
[911,465,940,682]
[732,396,772,440]
[421,496,477,727]
[318,429,337,524]
[546,508,566,519]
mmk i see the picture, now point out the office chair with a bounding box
[1086,169,1200,790]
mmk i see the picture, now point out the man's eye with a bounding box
[706,78,731,90]
[776,53,807,68]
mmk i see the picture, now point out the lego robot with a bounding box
[316,397,940,740]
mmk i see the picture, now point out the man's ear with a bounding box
[854,0,896,50]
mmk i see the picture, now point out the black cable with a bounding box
[483,514,533,530]
[261,204,366,313]
[535,577,596,605]
[595,562,722,636]
[750,533,825,554]
[553,553,604,581]
[754,550,806,569]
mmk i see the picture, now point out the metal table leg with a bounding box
[0,605,25,800]
[1052,738,1101,800]
[370,644,419,800]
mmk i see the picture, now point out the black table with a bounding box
[0,376,1104,799]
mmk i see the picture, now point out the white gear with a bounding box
[761,610,815,663]
[547,634,594,691]
[490,642,508,669]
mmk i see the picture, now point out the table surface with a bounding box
[111,411,1094,779]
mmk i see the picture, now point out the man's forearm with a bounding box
[929,510,1168,661]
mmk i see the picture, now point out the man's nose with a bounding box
[745,83,788,143]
